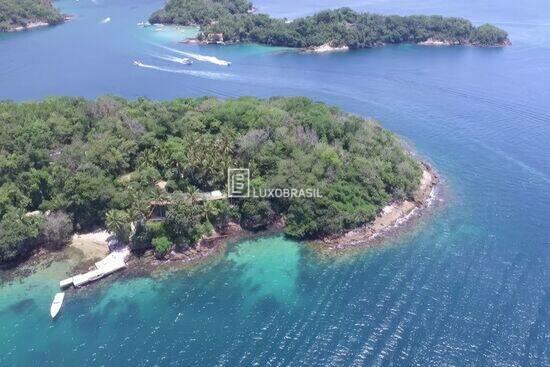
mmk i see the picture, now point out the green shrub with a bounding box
[146,221,167,238]
[0,209,43,263]
[130,219,153,254]
[152,236,172,259]
[164,201,204,247]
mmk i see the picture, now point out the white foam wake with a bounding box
[154,55,192,65]
[133,61,233,80]
[162,46,231,66]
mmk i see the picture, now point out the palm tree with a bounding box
[128,200,148,222]
[105,209,131,243]
[187,186,200,203]
[202,200,220,225]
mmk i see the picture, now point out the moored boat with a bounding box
[50,292,65,318]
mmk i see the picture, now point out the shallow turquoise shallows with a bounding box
[1,0,550,365]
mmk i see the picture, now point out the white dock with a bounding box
[59,277,74,289]
[60,247,129,289]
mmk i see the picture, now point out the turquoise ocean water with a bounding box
[1,0,549,365]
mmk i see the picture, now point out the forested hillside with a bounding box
[0,0,64,32]
[0,96,421,263]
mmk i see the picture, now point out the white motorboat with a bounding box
[50,292,65,318]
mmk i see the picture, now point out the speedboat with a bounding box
[175,57,193,65]
[50,292,65,318]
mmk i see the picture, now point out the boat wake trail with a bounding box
[133,61,233,80]
[154,54,192,65]
[162,46,231,66]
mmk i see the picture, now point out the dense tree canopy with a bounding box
[0,96,421,263]
[150,0,509,47]
[0,0,64,31]
[150,0,251,26]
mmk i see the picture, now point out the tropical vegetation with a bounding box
[150,0,509,48]
[0,0,64,32]
[0,96,422,264]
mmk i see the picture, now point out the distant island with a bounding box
[0,0,65,32]
[149,0,510,50]
[0,96,427,265]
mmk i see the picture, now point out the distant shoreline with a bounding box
[6,21,50,33]
[151,0,510,49]
[4,15,71,33]
[180,35,511,52]
[1,0,68,34]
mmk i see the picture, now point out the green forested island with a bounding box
[0,0,64,32]
[0,96,421,264]
[150,0,509,48]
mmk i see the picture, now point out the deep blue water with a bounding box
[1,0,550,365]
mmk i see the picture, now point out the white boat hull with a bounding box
[50,292,65,318]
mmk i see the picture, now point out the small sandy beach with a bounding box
[69,230,111,262]
[315,163,440,250]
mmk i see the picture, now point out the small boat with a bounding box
[101,17,111,24]
[133,60,145,67]
[50,292,65,318]
[173,57,193,65]
[137,21,151,27]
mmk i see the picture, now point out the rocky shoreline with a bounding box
[418,37,512,47]
[7,21,49,32]
[179,36,510,51]
[5,15,71,33]
[1,165,441,284]
[70,163,440,275]
[313,163,440,251]
[146,163,441,269]
[304,43,350,53]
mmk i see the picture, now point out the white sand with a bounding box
[70,230,111,261]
